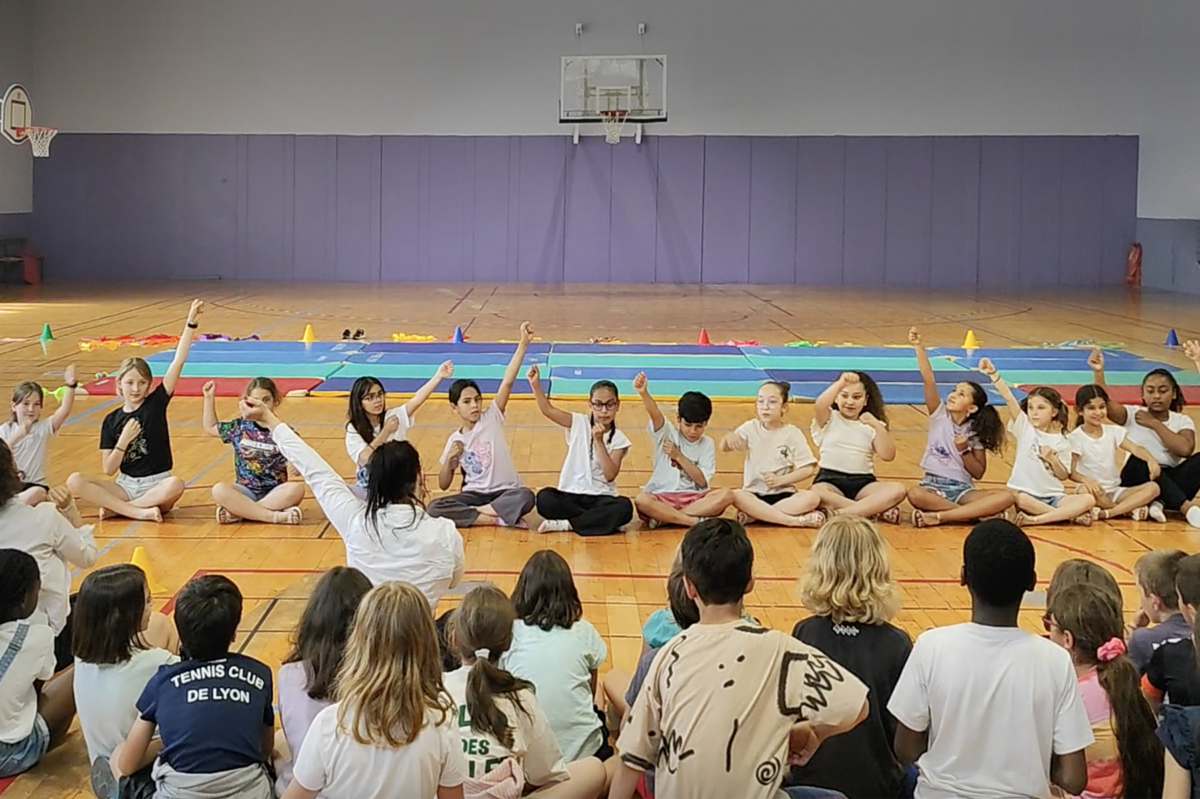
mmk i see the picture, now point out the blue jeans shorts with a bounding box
[1027,493,1061,508]
[0,713,50,777]
[918,473,974,504]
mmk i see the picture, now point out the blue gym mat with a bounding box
[344,352,548,366]
[311,377,543,397]
[360,342,552,354]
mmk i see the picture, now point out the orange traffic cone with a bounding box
[697,328,711,345]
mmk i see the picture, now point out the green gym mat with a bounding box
[333,363,510,380]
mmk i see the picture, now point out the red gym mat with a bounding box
[1044,384,1200,406]
[81,376,320,397]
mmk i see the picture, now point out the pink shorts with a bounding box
[638,491,708,522]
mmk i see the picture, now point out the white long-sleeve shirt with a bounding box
[272,423,464,608]
[0,500,97,634]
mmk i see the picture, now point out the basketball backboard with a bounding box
[560,55,667,124]
[2,85,31,144]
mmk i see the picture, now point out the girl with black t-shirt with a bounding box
[67,299,204,522]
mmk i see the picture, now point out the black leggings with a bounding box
[536,488,633,537]
[1121,453,1200,511]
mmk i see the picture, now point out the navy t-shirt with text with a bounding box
[136,653,274,774]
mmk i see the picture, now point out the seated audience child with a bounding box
[275,566,372,796]
[888,519,1093,799]
[631,373,733,528]
[0,549,76,779]
[1145,554,1200,711]
[280,581,465,799]
[118,575,275,799]
[790,515,913,799]
[2,364,78,505]
[1047,582,1163,799]
[611,519,869,799]
[72,563,180,798]
[1129,549,1190,671]
[501,551,608,763]
[446,584,607,799]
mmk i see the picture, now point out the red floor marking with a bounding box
[446,287,474,314]
[0,776,15,794]
[1024,533,1133,575]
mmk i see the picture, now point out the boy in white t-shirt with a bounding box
[632,373,734,528]
[1,366,79,505]
[888,519,1093,799]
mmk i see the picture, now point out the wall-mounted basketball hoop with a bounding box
[16,126,57,157]
[561,55,666,145]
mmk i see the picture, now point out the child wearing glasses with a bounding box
[526,368,633,535]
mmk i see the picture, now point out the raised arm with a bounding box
[49,365,77,432]
[909,327,940,414]
[814,373,854,428]
[978,358,1021,423]
[200,381,220,437]
[1088,349,1126,425]
[162,299,204,396]
[526,365,572,428]
[402,360,454,418]
[632,372,665,432]
[494,322,533,415]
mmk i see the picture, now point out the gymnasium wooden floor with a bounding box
[5,281,1200,798]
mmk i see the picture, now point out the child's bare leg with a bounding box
[766,490,825,527]
[531,757,607,799]
[602,668,632,725]
[832,481,907,519]
[911,486,1014,526]
[812,483,855,512]
[129,476,185,513]
[17,485,47,506]
[213,481,304,523]
[1099,483,1160,519]
[634,492,695,527]
[38,664,76,750]
[1016,492,1095,526]
[679,487,736,520]
[66,473,161,522]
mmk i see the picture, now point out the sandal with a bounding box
[216,506,240,524]
[274,506,303,525]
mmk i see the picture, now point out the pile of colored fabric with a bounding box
[78,334,181,352]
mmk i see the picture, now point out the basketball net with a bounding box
[600,110,629,145]
[18,126,57,158]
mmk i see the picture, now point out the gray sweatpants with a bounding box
[427,487,535,527]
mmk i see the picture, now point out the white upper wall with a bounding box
[28,0,1199,218]
[0,0,33,214]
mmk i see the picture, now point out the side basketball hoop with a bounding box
[16,126,57,158]
[599,110,628,144]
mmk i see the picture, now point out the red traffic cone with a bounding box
[697,328,711,345]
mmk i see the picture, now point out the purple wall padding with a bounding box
[30,134,1139,286]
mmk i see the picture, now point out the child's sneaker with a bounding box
[1131,506,1149,521]
[1187,506,1200,529]
[90,757,118,799]
[537,519,571,533]
[1149,501,1167,523]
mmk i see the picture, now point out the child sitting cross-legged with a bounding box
[1128,549,1190,672]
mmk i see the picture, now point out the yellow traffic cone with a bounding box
[962,329,980,349]
[300,324,316,344]
[130,546,167,594]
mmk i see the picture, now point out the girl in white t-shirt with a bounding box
[446,583,607,799]
[72,562,180,798]
[980,359,1096,526]
[282,580,465,799]
[724,381,825,528]
[1069,385,1161,522]
[810,372,907,523]
[345,362,452,491]
[429,322,536,529]
[527,367,633,536]
[1,365,79,506]
[1089,345,1200,526]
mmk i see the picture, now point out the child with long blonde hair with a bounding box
[1,364,78,505]
[67,299,204,521]
[790,516,912,799]
[281,580,465,799]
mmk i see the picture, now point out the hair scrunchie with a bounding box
[474,648,491,660]
[1096,637,1126,663]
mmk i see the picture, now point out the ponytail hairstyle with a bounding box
[1049,583,1163,798]
[1019,386,1070,431]
[9,381,43,422]
[588,380,619,445]
[243,377,283,407]
[347,377,387,444]
[1073,384,1110,428]
[963,382,1006,452]
[364,441,426,537]
[448,584,533,749]
[1142,368,1185,412]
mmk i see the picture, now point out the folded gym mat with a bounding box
[81,376,322,397]
[310,377,542,397]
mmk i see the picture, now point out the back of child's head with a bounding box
[1175,554,1200,610]
[364,440,425,533]
[511,549,582,632]
[800,515,900,625]
[174,574,243,661]
[9,381,42,422]
[337,580,451,747]
[448,584,533,749]
[962,381,1006,452]
[0,549,39,624]
[435,609,460,672]
[681,518,753,607]
[243,376,282,405]
[0,440,22,504]
[1134,549,1187,611]
[667,558,700,630]
[1019,386,1070,429]
[1046,558,1122,614]
[283,566,372,702]
[1048,582,1164,797]
[115,357,152,386]
[448,379,481,405]
[961,519,1034,609]
[1072,384,1110,428]
[72,563,150,665]
[677,391,712,426]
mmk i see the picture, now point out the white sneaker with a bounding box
[1187,506,1200,529]
[537,519,571,533]
[1149,501,1167,523]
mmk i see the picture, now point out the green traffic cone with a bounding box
[39,323,53,342]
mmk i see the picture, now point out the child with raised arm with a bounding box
[979,358,1096,526]
[2,364,79,505]
[67,299,204,522]
[905,327,1013,527]
[427,322,536,528]
[809,371,907,523]
[527,366,633,536]
[202,377,305,525]
[631,372,733,528]
[345,361,453,491]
